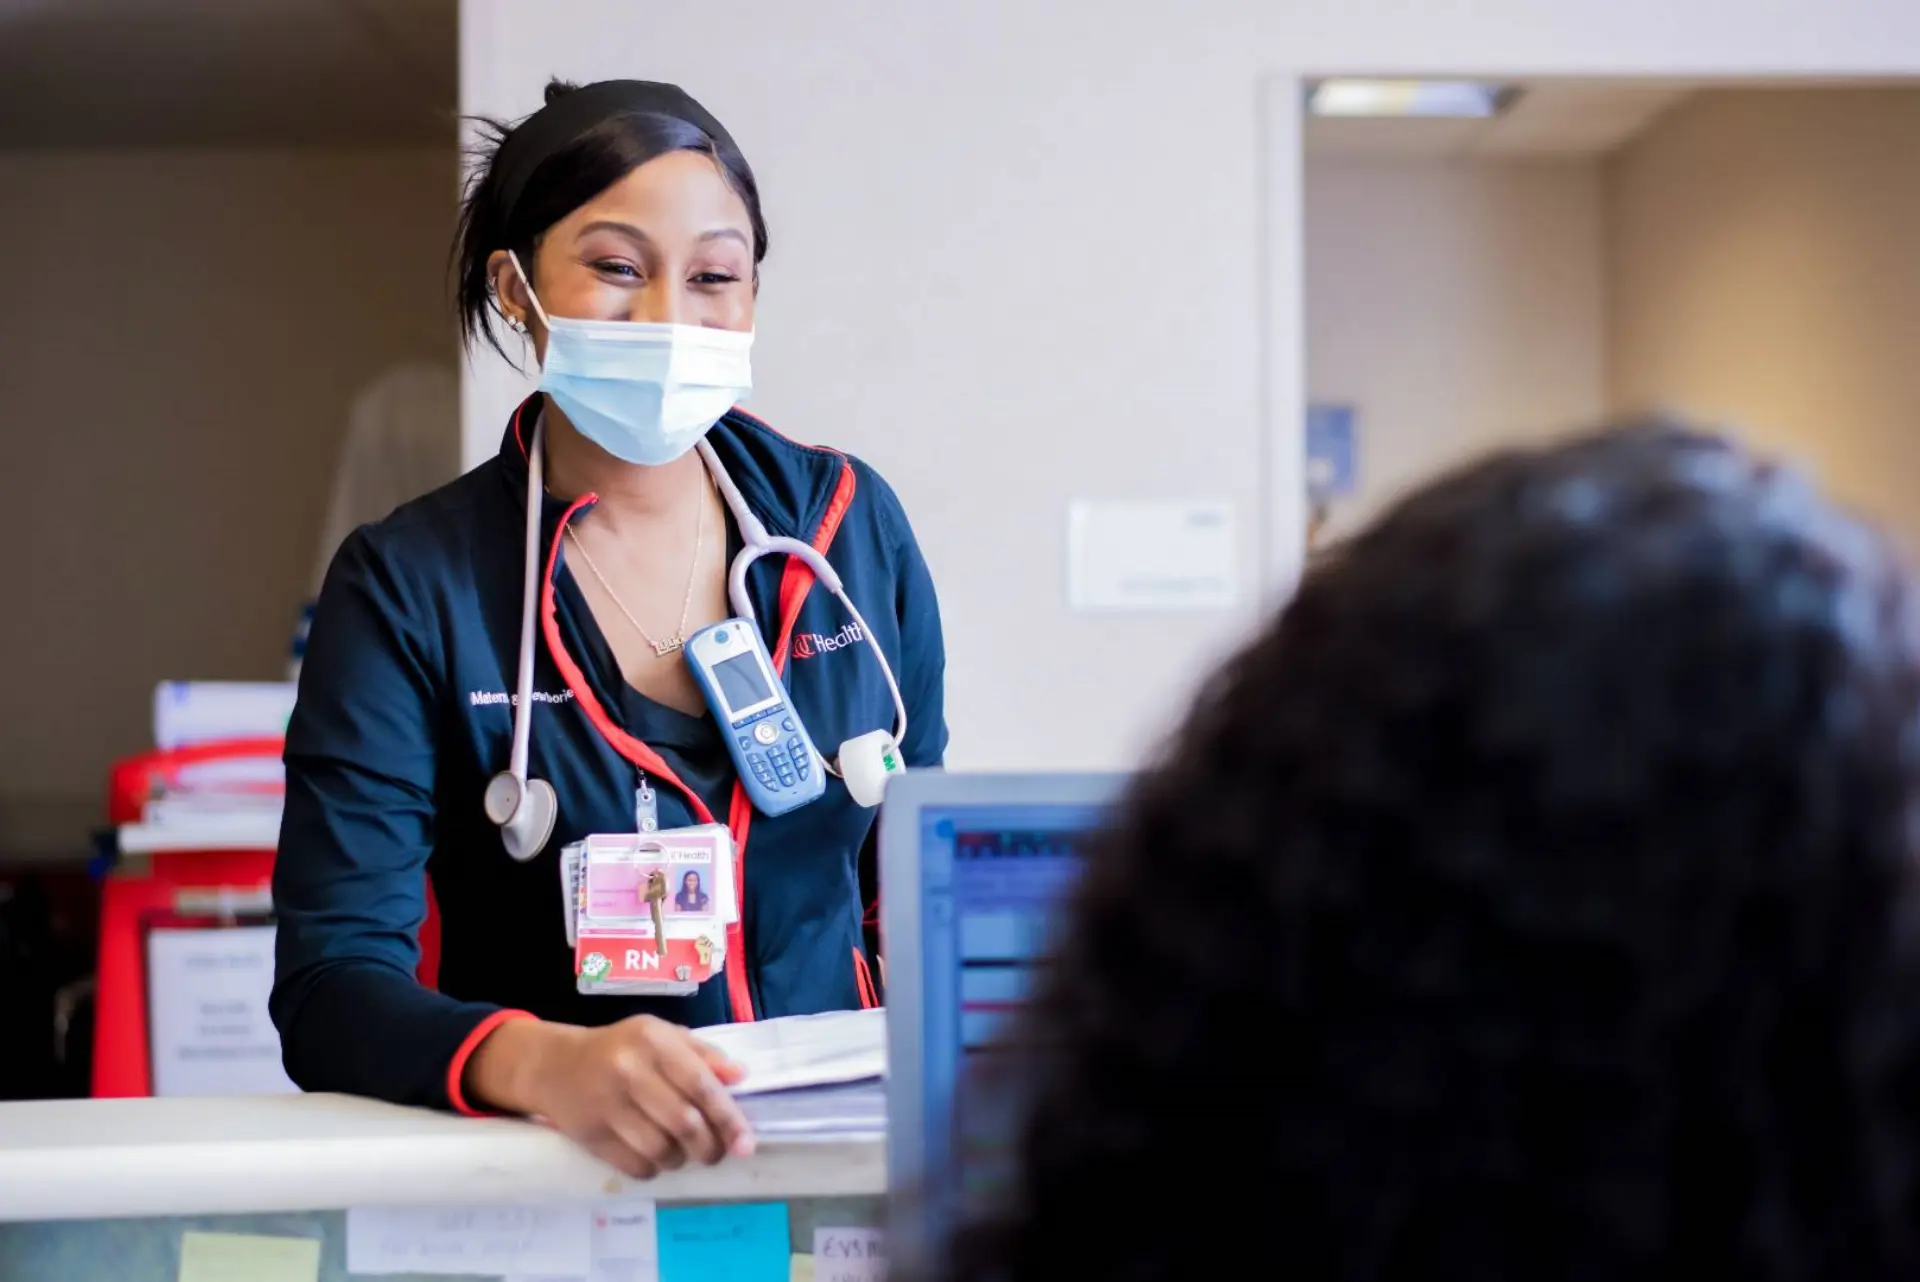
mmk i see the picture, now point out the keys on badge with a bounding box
[643,868,669,950]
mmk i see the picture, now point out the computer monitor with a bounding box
[881,770,1122,1254]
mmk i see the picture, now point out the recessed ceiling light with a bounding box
[1307,79,1519,119]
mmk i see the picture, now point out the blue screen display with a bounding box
[915,805,1096,1211]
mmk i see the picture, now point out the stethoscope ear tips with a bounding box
[838,730,906,808]
[489,772,559,861]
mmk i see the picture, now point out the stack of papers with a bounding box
[134,681,295,835]
[737,1078,886,1138]
[696,1007,887,1139]
[154,680,298,751]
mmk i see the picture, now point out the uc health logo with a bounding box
[791,621,865,660]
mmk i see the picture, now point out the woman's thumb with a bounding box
[693,1037,747,1086]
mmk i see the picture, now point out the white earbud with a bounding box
[837,729,905,808]
[486,771,558,861]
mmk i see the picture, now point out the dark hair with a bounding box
[454,77,768,360]
[928,420,1920,1282]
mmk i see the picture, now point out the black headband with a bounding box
[491,79,738,215]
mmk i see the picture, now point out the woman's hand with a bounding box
[465,1016,756,1178]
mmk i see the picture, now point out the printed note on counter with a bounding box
[346,1202,592,1276]
[177,1231,319,1282]
[813,1227,886,1282]
[508,1198,662,1282]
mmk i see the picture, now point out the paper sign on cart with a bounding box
[146,924,297,1097]
[345,1203,591,1276]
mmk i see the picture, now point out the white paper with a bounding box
[345,1203,592,1277]
[695,1007,887,1096]
[506,1198,658,1282]
[813,1227,886,1282]
[591,1199,659,1267]
[739,1079,887,1138]
[1067,499,1238,611]
[146,924,297,1097]
[153,680,297,749]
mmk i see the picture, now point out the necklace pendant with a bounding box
[652,636,685,658]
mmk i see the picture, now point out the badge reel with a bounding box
[560,816,738,997]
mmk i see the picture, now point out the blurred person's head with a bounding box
[934,419,1920,1282]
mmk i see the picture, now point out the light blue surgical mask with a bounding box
[509,251,754,466]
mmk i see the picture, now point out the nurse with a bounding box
[269,79,948,1177]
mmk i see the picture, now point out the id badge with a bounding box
[562,826,735,997]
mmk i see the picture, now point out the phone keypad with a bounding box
[738,712,813,793]
[747,736,812,790]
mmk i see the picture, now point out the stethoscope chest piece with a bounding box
[488,770,558,862]
[836,728,906,808]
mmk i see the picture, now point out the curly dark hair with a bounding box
[927,420,1920,1282]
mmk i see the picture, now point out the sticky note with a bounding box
[792,1254,816,1282]
[812,1227,885,1282]
[177,1231,319,1282]
[346,1203,592,1276]
[657,1202,789,1282]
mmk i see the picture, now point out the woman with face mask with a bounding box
[268,79,949,1178]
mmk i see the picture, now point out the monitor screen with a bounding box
[911,802,1100,1221]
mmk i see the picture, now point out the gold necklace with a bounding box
[565,484,707,658]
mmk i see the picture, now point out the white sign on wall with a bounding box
[1066,499,1239,612]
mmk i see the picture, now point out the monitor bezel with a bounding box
[880,768,1124,1259]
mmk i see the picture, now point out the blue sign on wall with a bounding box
[1306,403,1357,499]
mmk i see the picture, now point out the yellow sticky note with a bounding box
[178,1231,320,1282]
[792,1252,817,1282]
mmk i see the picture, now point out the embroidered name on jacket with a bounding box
[469,689,576,707]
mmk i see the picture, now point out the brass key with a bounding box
[643,868,669,951]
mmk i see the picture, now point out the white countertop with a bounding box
[0,1094,883,1223]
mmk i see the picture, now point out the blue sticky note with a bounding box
[658,1202,790,1282]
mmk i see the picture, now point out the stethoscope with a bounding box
[484,417,909,861]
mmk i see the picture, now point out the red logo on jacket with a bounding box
[791,621,864,660]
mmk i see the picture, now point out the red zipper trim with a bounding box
[537,455,862,1023]
[852,948,879,1009]
[722,458,859,1019]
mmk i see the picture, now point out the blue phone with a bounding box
[685,619,828,816]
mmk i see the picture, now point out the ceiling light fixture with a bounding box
[1306,79,1520,119]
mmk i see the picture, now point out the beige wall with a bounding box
[1305,158,1610,538]
[1606,89,1920,534]
[0,147,456,855]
